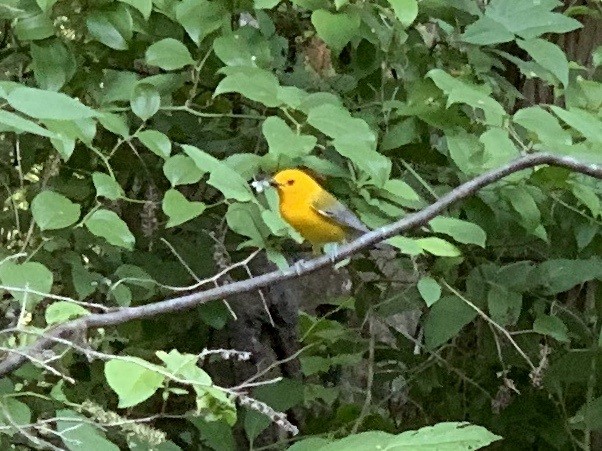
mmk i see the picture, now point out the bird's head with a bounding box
[270,169,322,199]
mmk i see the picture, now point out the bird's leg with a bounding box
[323,242,339,263]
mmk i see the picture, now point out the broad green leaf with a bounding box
[504,186,541,232]
[226,202,269,246]
[536,258,602,295]
[117,0,152,19]
[386,236,423,255]
[424,296,477,349]
[14,13,54,40]
[213,33,259,67]
[137,129,172,159]
[86,5,133,50]
[156,349,212,385]
[163,189,206,227]
[175,0,229,45]
[306,422,501,451]
[461,15,514,45]
[311,9,360,54]
[381,118,418,150]
[45,301,89,325]
[36,0,59,12]
[146,38,194,71]
[31,191,81,230]
[533,314,569,342]
[479,128,519,168]
[163,154,205,186]
[488,284,522,326]
[130,83,160,121]
[416,237,461,257]
[98,113,130,138]
[183,145,254,201]
[550,106,602,144]
[0,261,52,306]
[56,409,119,451]
[92,172,124,200]
[31,39,76,91]
[485,0,581,40]
[383,179,420,202]
[513,106,572,146]
[418,277,441,307]
[517,38,569,87]
[104,358,164,408]
[263,116,316,157]
[8,87,97,120]
[0,398,31,437]
[446,130,483,175]
[427,69,506,127]
[307,103,389,185]
[214,67,281,107]
[0,110,56,138]
[572,396,602,431]
[429,216,486,247]
[571,182,601,217]
[387,0,418,28]
[85,209,135,250]
[255,0,280,9]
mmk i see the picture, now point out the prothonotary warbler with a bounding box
[270,169,370,254]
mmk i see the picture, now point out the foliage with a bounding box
[0,0,600,449]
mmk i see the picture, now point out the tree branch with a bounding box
[1,152,601,377]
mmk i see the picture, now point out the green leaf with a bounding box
[461,15,514,45]
[416,237,461,257]
[479,128,519,168]
[429,216,486,247]
[117,0,152,20]
[535,258,602,295]
[487,284,522,326]
[572,396,602,431]
[130,83,161,121]
[14,13,54,41]
[263,116,316,157]
[86,5,133,50]
[307,422,501,451]
[0,398,31,437]
[56,409,119,451]
[31,39,76,91]
[104,358,164,408]
[550,106,602,144]
[311,9,360,55]
[137,129,172,159]
[533,314,569,342]
[163,154,205,186]
[513,106,572,146]
[156,349,212,385]
[85,209,135,250]
[163,189,206,227]
[98,113,129,138]
[386,236,423,256]
[8,87,98,120]
[0,261,53,307]
[387,0,418,28]
[504,186,541,232]
[175,0,229,45]
[31,191,81,230]
[424,296,477,349]
[307,103,389,185]
[517,38,569,87]
[146,38,194,71]
[0,110,56,138]
[255,0,280,9]
[36,0,59,12]
[485,0,581,40]
[45,301,89,325]
[214,67,281,107]
[92,172,124,200]
[226,202,269,246]
[417,277,441,307]
[427,69,506,127]
[183,145,254,201]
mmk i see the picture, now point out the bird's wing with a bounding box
[311,190,370,234]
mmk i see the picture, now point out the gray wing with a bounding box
[311,190,370,234]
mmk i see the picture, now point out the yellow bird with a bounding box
[270,168,370,253]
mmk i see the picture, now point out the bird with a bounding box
[270,168,370,254]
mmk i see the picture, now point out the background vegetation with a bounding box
[0,0,601,449]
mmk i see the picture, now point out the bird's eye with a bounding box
[287,179,295,185]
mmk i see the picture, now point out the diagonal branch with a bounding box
[1,152,601,377]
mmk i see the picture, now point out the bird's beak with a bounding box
[269,178,281,188]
